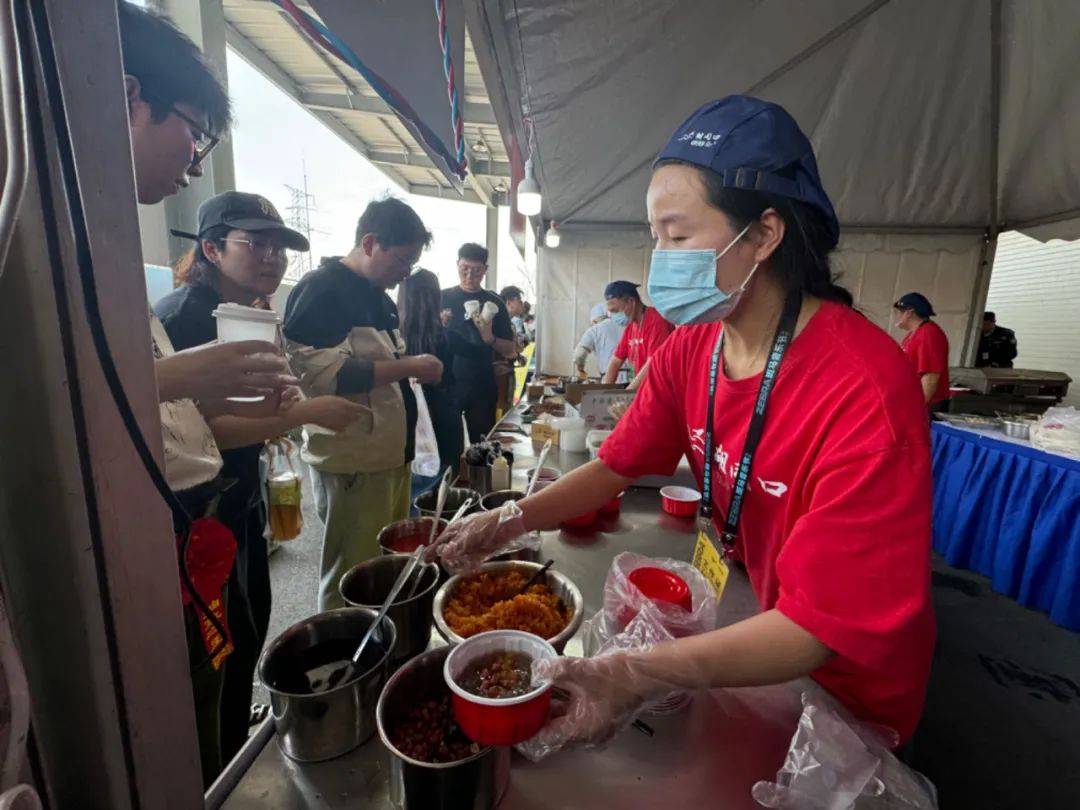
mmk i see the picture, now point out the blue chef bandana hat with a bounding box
[894,292,936,318]
[654,95,840,249]
[604,280,640,299]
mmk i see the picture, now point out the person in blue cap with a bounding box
[601,280,675,386]
[893,292,951,407]
[428,96,935,752]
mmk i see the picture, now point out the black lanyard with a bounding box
[700,291,802,549]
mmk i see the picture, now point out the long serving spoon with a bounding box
[525,439,553,498]
[401,494,475,601]
[313,543,427,693]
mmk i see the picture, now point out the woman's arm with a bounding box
[919,372,939,404]
[527,610,833,752]
[519,459,632,530]
[644,609,833,689]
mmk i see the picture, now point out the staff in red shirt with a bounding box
[429,96,935,753]
[602,280,674,386]
[894,292,951,407]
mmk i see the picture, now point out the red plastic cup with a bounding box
[444,630,558,746]
[598,491,624,515]
[660,486,701,518]
[561,509,598,528]
[628,567,692,612]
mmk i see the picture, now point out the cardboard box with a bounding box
[563,381,627,406]
[530,421,560,446]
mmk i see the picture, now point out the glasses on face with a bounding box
[389,251,419,275]
[169,106,219,169]
[223,236,291,263]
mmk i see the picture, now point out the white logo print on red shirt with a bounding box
[686,426,788,499]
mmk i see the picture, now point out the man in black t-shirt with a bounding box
[441,243,518,440]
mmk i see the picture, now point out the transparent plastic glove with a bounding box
[423,500,527,573]
[518,639,706,762]
[518,653,653,761]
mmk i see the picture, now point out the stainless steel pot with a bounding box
[258,607,396,762]
[414,487,480,519]
[376,647,510,809]
[432,561,584,653]
[377,516,448,555]
[1001,419,1032,440]
[478,489,524,511]
[340,555,439,666]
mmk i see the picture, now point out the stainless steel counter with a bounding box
[213,419,806,809]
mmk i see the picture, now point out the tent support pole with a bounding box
[961,0,1003,367]
[961,231,997,366]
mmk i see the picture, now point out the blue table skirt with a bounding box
[931,423,1080,631]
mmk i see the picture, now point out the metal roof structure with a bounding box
[222,0,512,208]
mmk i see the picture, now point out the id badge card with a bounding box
[692,520,729,600]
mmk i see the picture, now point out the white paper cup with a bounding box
[212,303,282,402]
[481,301,499,323]
[213,302,280,344]
[464,300,481,316]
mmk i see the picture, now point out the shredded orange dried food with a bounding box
[443,570,570,639]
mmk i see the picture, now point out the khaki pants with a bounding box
[311,463,412,610]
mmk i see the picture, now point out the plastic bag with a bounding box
[579,552,718,715]
[1030,406,1080,456]
[752,688,938,810]
[264,438,303,541]
[410,379,441,477]
[581,551,719,656]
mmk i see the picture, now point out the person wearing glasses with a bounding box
[441,243,518,441]
[120,2,301,784]
[154,191,369,763]
[283,197,444,610]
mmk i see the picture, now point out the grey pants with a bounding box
[311,464,411,611]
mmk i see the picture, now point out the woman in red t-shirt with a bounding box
[893,292,951,407]
[602,280,675,386]
[429,96,935,752]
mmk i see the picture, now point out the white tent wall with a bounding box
[536,230,986,377]
[985,231,1080,405]
[535,229,652,377]
[834,233,988,363]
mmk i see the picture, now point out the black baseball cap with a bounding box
[170,191,309,250]
[893,292,935,318]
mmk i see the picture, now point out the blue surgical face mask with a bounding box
[610,311,630,326]
[646,223,758,325]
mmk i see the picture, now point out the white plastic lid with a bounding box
[212,303,280,323]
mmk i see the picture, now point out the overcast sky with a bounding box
[226,49,531,296]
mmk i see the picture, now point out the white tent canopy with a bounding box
[463,0,1080,373]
